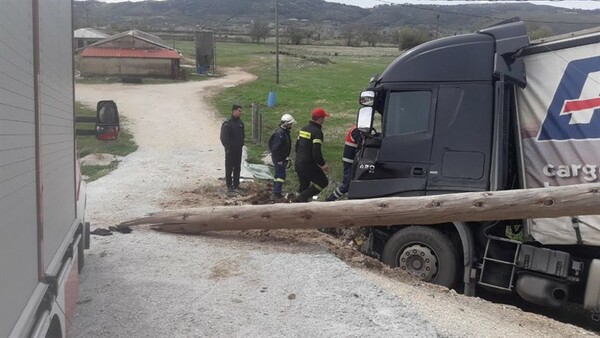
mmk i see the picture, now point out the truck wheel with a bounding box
[78,228,85,272]
[382,226,459,288]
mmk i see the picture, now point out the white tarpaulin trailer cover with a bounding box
[516,31,600,246]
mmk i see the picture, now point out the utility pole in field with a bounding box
[275,0,280,84]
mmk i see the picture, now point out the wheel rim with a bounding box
[398,244,438,281]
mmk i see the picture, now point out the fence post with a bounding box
[259,107,263,145]
[252,103,259,144]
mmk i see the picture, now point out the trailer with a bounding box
[350,19,600,317]
[1,1,88,337]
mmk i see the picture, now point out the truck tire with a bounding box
[78,229,85,272]
[78,222,89,272]
[382,226,459,288]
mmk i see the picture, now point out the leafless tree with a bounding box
[340,24,360,47]
[359,25,379,47]
[285,22,309,45]
[249,20,270,43]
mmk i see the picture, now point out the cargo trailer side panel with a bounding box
[39,0,77,270]
[516,39,600,246]
[0,1,40,337]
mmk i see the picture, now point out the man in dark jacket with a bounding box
[220,104,245,193]
[268,113,296,200]
[294,107,331,202]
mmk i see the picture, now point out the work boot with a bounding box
[326,187,342,201]
[271,193,284,202]
[233,186,246,195]
[226,186,235,197]
[295,185,320,203]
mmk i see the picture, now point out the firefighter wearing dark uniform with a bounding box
[326,124,361,201]
[220,104,245,193]
[294,108,331,202]
[269,113,296,199]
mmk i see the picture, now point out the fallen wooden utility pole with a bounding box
[120,184,600,234]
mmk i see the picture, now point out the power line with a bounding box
[372,0,600,25]
[212,0,260,28]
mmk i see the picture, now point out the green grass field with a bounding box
[174,40,399,196]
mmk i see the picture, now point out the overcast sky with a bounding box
[85,0,600,10]
[332,0,600,9]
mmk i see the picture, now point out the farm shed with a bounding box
[79,29,180,79]
[74,28,109,50]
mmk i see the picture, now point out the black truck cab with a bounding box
[349,20,528,199]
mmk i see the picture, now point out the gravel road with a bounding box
[72,69,596,337]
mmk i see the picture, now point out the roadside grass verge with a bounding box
[75,102,138,181]
[82,160,120,182]
[175,40,398,195]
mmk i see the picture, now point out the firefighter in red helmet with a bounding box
[294,108,331,202]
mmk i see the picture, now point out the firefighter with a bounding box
[294,107,331,202]
[220,104,245,194]
[268,113,296,200]
[326,123,361,201]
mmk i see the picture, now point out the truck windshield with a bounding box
[384,91,431,136]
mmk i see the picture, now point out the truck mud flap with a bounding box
[584,259,600,314]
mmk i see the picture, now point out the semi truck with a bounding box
[349,19,600,318]
[1,1,89,337]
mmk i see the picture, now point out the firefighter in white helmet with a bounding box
[268,113,296,200]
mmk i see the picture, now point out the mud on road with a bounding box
[160,181,600,336]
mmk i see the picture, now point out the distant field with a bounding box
[174,40,399,195]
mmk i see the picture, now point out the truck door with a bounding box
[354,86,437,197]
[426,84,494,194]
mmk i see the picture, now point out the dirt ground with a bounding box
[73,68,598,337]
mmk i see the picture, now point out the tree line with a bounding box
[249,20,555,50]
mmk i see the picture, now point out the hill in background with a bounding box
[74,0,599,41]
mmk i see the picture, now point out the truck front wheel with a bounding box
[382,226,459,288]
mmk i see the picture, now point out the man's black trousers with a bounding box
[225,147,243,188]
[295,163,328,192]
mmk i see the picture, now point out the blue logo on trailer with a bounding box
[537,56,600,141]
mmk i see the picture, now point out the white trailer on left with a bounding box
[0,1,88,337]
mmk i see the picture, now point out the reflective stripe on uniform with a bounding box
[311,182,324,191]
[274,178,285,183]
[313,138,323,144]
[299,131,311,139]
[344,141,358,148]
[333,188,343,198]
[342,157,354,163]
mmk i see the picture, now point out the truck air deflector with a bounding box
[379,34,494,83]
[479,21,529,88]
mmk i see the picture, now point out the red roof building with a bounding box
[81,48,180,59]
[79,30,181,79]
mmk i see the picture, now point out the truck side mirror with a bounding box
[357,107,374,132]
[359,90,375,106]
